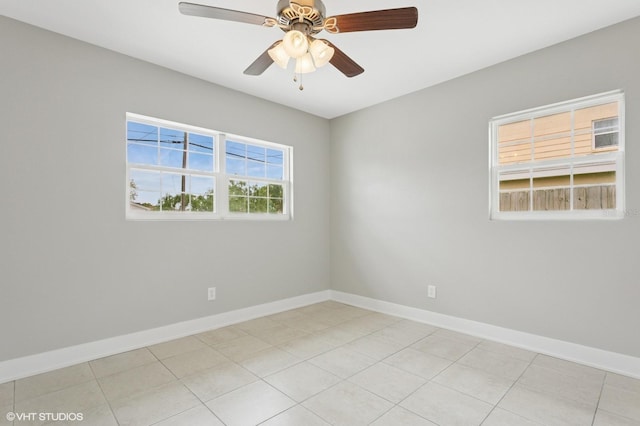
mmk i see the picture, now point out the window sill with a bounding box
[126,212,292,221]
[490,209,625,221]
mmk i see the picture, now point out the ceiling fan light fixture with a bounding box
[295,53,316,74]
[282,30,309,58]
[268,42,290,69]
[179,1,419,84]
[309,39,334,67]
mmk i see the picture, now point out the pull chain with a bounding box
[293,72,304,91]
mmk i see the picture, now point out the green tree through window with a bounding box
[126,113,291,219]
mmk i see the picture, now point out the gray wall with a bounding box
[0,17,331,361]
[331,17,640,357]
[2,13,639,364]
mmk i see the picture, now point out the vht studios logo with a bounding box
[602,208,640,217]
[6,412,84,422]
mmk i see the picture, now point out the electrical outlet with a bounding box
[427,285,437,299]
[208,287,216,301]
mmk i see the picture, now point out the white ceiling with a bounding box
[2,0,640,118]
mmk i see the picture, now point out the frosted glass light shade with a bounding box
[268,42,290,69]
[282,30,309,58]
[309,40,334,67]
[295,53,316,74]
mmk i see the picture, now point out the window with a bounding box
[593,118,619,149]
[126,113,292,220]
[225,141,285,214]
[489,91,624,220]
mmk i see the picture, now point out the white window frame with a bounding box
[126,113,293,221]
[489,90,625,221]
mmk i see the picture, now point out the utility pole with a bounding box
[181,132,187,211]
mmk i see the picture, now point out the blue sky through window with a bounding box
[127,121,214,171]
[226,140,284,179]
[128,118,287,215]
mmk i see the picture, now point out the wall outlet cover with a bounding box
[427,285,437,299]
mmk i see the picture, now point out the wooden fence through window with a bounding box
[499,185,616,211]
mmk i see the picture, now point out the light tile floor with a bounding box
[1,301,639,425]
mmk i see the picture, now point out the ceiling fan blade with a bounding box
[328,7,418,33]
[243,42,278,76]
[178,2,271,26]
[322,40,364,78]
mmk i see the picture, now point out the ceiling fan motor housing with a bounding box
[276,0,326,34]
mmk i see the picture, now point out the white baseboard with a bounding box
[0,290,330,383]
[3,288,639,383]
[330,290,640,379]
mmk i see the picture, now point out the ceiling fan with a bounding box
[178,0,418,87]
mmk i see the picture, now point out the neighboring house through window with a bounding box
[489,91,624,219]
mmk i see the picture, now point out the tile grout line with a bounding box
[590,371,608,426]
[84,362,121,426]
[100,342,226,426]
[13,364,105,424]
[12,380,15,426]
[229,306,366,425]
[257,315,436,425]
[478,352,539,425]
[150,344,205,426]
[359,327,454,425]
[396,335,486,425]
